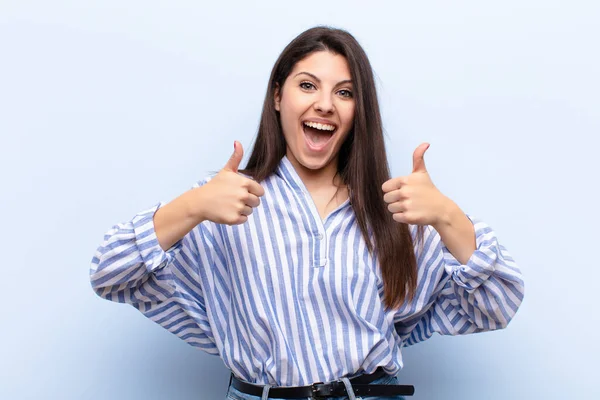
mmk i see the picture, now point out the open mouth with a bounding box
[302,121,337,150]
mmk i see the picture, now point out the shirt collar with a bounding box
[275,155,353,205]
[275,155,307,195]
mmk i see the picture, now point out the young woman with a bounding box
[90,26,524,399]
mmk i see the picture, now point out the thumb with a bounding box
[224,141,244,172]
[412,143,430,173]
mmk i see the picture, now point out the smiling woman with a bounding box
[275,52,355,175]
[90,25,524,400]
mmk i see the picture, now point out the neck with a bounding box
[286,153,343,191]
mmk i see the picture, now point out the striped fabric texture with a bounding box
[90,155,524,387]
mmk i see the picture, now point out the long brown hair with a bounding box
[240,26,424,311]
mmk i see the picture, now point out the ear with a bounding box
[274,84,281,111]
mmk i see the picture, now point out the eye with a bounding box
[300,81,316,90]
[337,89,353,98]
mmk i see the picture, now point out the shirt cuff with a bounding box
[132,202,184,273]
[441,215,499,292]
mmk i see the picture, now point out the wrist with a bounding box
[186,187,208,223]
[433,197,459,230]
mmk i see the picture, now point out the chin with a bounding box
[297,154,332,171]
[286,138,338,173]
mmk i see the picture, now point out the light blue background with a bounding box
[1,1,598,399]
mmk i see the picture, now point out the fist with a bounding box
[197,141,265,225]
[382,143,449,226]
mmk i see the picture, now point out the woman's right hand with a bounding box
[194,141,265,225]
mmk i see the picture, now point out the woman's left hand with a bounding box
[382,143,453,226]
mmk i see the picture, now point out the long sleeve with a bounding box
[89,179,225,354]
[394,216,525,347]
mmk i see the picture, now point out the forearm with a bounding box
[154,187,206,251]
[432,198,476,265]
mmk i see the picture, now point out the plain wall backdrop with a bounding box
[1,1,598,399]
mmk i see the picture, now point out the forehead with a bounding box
[290,51,352,81]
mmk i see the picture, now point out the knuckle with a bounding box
[237,188,248,199]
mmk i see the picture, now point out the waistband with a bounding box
[229,367,415,398]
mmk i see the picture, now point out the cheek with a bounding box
[281,88,315,114]
[284,98,309,117]
[280,99,307,129]
[279,107,298,132]
[341,106,355,127]
[278,105,301,141]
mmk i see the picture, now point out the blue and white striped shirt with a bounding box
[90,155,524,387]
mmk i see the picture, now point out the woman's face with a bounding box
[275,50,355,177]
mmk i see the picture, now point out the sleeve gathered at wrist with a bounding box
[132,202,184,273]
[440,215,500,292]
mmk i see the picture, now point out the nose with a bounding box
[313,92,334,114]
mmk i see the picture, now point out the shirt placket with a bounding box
[312,221,328,268]
[298,194,327,268]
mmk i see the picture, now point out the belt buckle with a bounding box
[311,380,342,399]
[311,382,326,398]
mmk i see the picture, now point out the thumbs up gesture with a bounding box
[382,143,451,226]
[197,141,265,225]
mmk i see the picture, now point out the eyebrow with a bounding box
[293,71,352,86]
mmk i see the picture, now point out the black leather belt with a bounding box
[229,367,415,398]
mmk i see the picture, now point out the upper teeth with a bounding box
[304,121,336,131]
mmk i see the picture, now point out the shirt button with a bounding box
[317,233,323,240]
